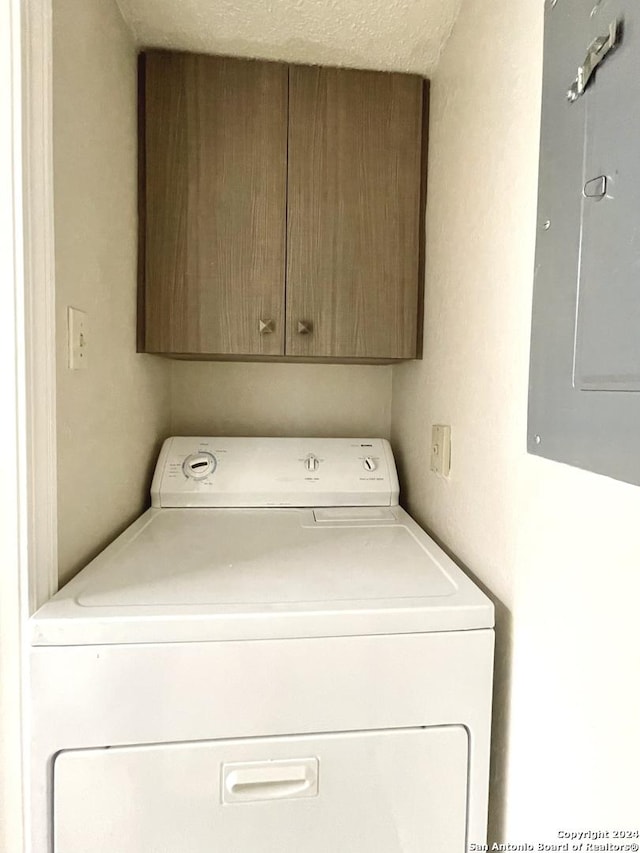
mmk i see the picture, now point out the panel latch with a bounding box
[583,175,608,200]
[567,19,621,102]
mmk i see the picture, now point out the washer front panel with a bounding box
[30,630,494,852]
[54,727,468,853]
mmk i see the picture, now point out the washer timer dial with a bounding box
[182,452,217,481]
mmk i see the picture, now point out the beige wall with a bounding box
[1,0,25,846]
[54,0,171,584]
[392,0,640,838]
[170,362,392,438]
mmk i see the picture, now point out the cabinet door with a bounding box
[286,65,425,359]
[142,53,287,355]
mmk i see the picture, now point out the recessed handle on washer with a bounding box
[222,758,319,803]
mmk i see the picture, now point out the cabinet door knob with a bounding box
[297,320,313,335]
[259,319,275,335]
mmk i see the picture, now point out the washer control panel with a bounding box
[151,437,399,508]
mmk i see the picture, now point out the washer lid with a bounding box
[31,507,494,645]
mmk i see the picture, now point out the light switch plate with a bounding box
[68,307,88,370]
[430,425,451,477]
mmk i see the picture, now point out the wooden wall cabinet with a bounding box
[139,51,428,362]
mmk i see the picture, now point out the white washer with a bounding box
[29,437,494,853]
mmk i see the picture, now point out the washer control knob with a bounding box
[305,455,320,472]
[183,451,217,480]
[363,457,377,472]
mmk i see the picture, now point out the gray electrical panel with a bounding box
[528,0,640,484]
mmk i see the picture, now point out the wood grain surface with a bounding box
[142,52,288,355]
[286,65,424,359]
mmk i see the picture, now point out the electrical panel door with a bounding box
[575,6,640,390]
[529,0,640,484]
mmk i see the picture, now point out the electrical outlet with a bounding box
[68,307,88,370]
[430,425,451,477]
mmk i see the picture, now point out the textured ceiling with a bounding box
[115,0,463,75]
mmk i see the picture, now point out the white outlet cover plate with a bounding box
[430,425,451,477]
[68,307,88,370]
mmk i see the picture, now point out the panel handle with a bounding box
[222,758,319,804]
[583,175,608,200]
[258,319,275,335]
[567,19,621,102]
[297,320,313,335]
